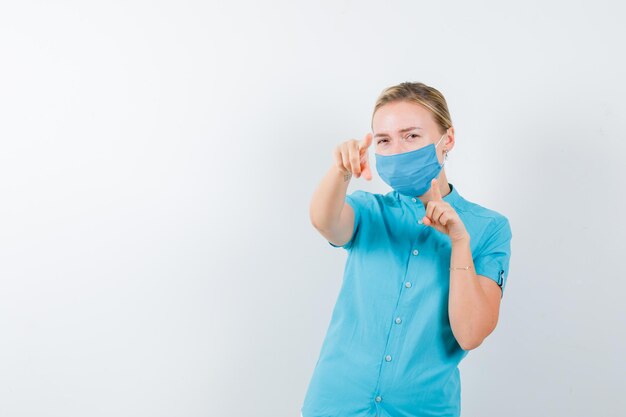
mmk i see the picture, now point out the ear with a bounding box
[444,126,455,152]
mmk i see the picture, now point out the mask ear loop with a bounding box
[435,133,448,168]
[435,133,446,148]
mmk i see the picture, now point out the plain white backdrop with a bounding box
[1,1,625,416]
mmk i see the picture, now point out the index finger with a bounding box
[431,178,442,200]
[358,132,373,152]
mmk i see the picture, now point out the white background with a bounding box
[1,1,625,416]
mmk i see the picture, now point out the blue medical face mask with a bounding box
[375,133,447,197]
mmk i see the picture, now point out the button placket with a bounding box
[372,196,425,408]
[378,238,422,398]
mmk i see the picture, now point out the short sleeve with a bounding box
[473,216,513,298]
[327,190,370,251]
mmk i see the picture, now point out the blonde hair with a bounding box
[371,82,453,134]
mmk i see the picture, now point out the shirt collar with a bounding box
[396,182,463,210]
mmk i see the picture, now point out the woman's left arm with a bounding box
[447,235,502,350]
[421,178,502,351]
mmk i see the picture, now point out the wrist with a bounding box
[332,165,352,182]
[451,232,470,244]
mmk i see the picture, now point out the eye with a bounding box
[377,138,389,144]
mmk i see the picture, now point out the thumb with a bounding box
[361,151,372,181]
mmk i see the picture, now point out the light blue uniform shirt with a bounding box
[301,182,512,417]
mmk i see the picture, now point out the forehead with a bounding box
[372,101,437,134]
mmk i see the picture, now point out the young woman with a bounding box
[301,82,513,417]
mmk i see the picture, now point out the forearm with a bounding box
[309,164,351,232]
[448,235,497,350]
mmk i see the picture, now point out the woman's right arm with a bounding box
[309,133,373,247]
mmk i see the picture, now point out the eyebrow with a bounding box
[374,126,422,138]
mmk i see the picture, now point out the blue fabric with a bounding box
[375,133,446,197]
[301,183,512,417]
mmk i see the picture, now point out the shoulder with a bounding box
[455,195,512,238]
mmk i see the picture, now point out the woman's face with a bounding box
[372,100,450,156]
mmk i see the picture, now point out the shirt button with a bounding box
[412,249,419,255]
[375,395,382,403]
[417,219,423,224]
[411,198,417,202]
[395,317,402,324]
[385,355,392,361]
[405,281,412,288]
